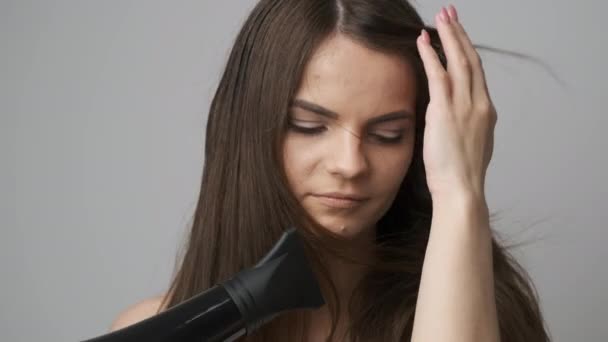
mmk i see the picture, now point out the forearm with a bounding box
[410,192,500,342]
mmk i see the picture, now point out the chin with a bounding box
[317,219,368,240]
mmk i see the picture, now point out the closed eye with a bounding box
[287,121,405,144]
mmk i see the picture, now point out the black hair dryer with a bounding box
[81,227,325,342]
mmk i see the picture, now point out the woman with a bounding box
[110,1,551,341]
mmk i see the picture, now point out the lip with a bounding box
[316,192,368,201]
[313,193,368,209]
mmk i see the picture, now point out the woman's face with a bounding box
[282,34,417,240]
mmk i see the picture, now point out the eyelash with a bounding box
[288,122,405,144]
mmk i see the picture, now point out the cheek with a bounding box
[282,135,319,191]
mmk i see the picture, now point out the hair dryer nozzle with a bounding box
[223,226,325,334]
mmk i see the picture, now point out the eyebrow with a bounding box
[291,99,414,125]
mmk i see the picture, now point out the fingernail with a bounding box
[447,4,458,21]
[440,7,450,23]
[420,29,430,43]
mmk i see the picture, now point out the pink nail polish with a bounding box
[447,4,458,21]
[440,7,450,23]
[421,29,430,43]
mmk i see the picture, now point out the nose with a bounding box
[325,127,370,179]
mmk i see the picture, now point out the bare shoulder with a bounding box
[109,293,168,332]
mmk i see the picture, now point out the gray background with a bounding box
[1,1,606,341]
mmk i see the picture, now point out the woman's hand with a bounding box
[416,5,497,202]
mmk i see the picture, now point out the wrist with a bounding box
[431,191,490,228]
[430,178,485,202]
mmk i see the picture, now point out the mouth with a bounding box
[312,194,368,209]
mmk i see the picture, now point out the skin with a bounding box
[281,31,418,340]
[411,5,499,342]
[282,34,418,241]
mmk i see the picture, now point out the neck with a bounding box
[307,226,376,339]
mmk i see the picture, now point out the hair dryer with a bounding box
[81,227,325,342]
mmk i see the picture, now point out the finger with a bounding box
[446,5,490,103]
[435,7,472,107]
[416,29,450,104]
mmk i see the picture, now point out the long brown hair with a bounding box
[158,0,552,340]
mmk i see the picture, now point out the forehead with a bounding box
[294,34,417,118]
